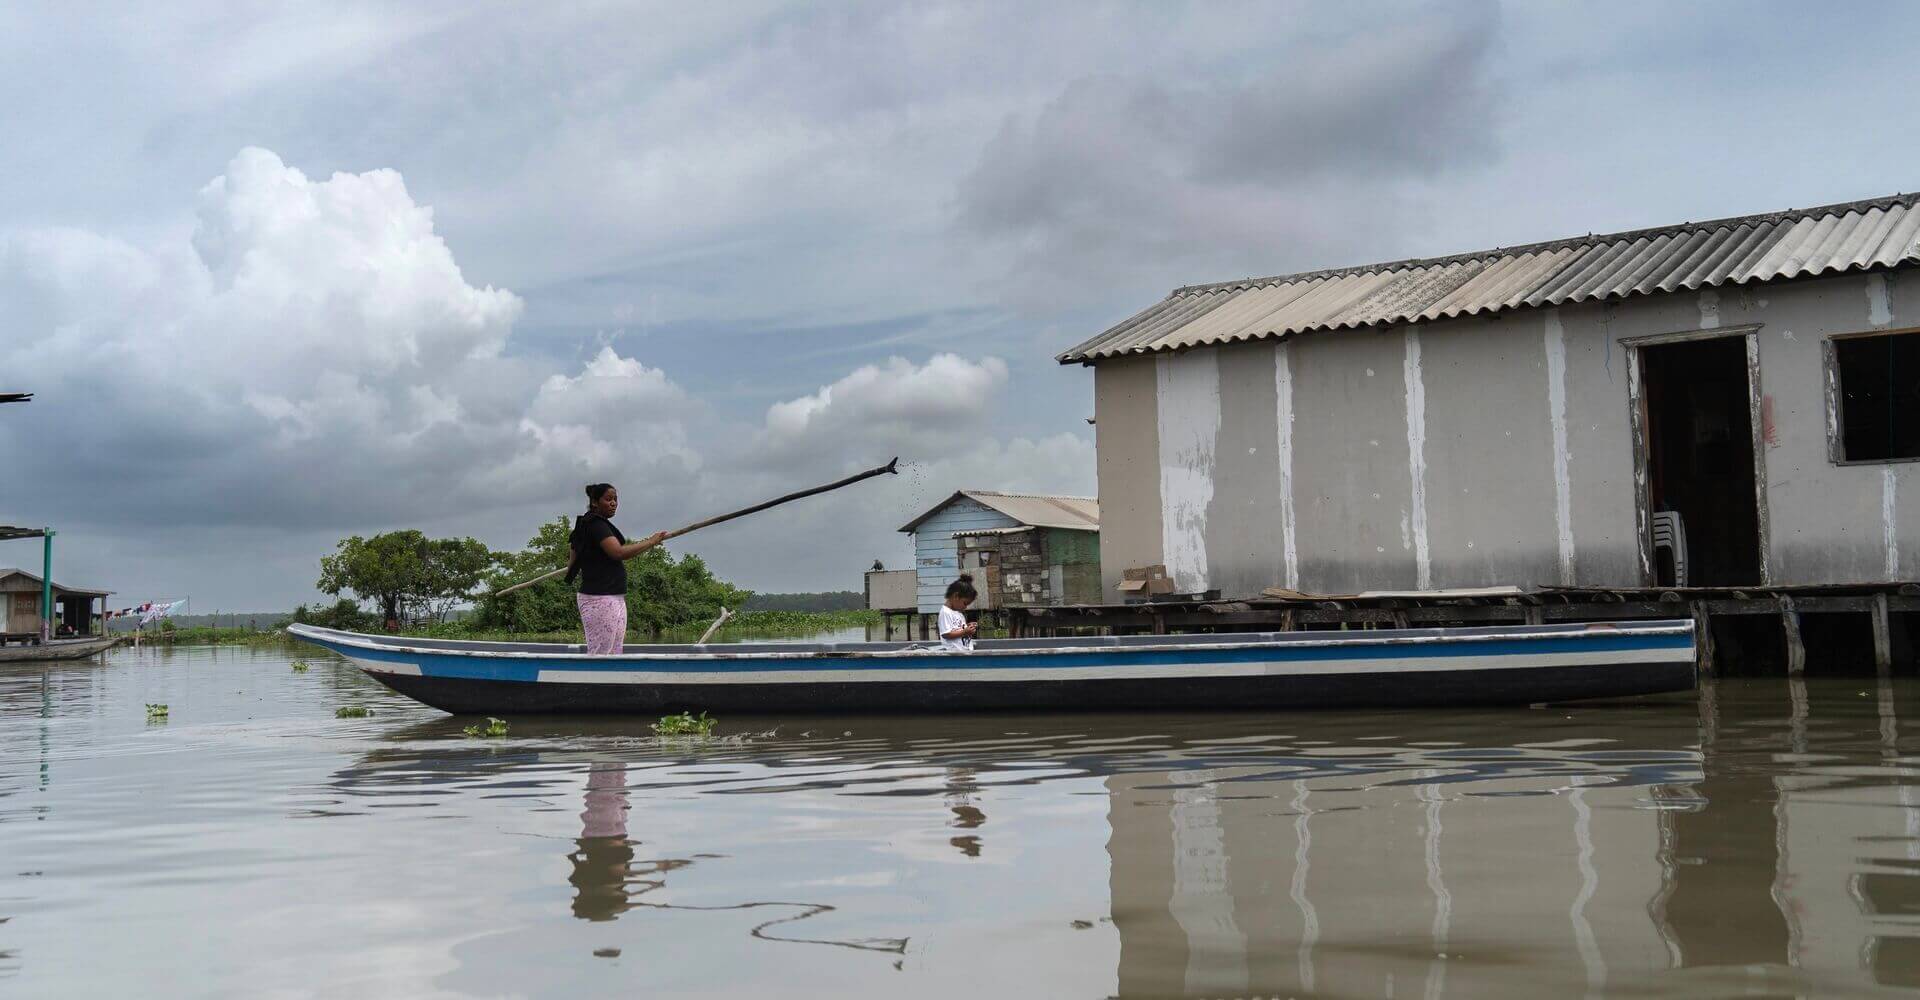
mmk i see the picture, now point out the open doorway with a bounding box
[1637,336,1763,586]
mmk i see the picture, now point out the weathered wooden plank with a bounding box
[1692,601,1715,676]
[1872,593,1894,677]
[1782,595,1805,676]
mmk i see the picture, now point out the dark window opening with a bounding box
[1836,331,1920,462]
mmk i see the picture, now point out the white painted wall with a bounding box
[1156,351,1220,594]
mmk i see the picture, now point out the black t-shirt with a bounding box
[571,515,628,595]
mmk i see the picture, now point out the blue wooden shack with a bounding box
[898,491,1100,613]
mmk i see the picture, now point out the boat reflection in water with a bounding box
[328,678,1920,996]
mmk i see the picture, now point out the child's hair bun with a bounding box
[956,573,974,583]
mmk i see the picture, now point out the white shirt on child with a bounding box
[937,606,972,652]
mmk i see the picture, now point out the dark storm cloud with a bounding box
[955,2,1503,304]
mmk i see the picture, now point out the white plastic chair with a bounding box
[1652,510,1688,587]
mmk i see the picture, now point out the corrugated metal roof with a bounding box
[899,491,1099,533]
[0,568,112,597]
[1058,192,1920,363]
[950,525,1037,538]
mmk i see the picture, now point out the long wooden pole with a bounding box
[493,458,900,596]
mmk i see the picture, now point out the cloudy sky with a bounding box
[2,1,1917,611]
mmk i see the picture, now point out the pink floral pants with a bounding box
[577,593,627,654]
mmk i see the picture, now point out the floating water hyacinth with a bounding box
[291,660,310,673]
[653,711,717,737]
[145,703,169,721]
[335,706,370,719]
[462,717,509,739]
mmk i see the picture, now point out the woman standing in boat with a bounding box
[566,483,667,654]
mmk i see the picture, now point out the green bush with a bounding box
[286,599,381,631]
[471,517,753,638]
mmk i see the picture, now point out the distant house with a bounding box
[898,491,1100,613]
[0,568,111,637]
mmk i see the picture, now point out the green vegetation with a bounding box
[286,598,382,631]
[319,530,495,626]
[291,660,310,673]
[391,608,878,645]
[743,591,863,612]
[472,517,752,639]
[653,711,717,737]
[304,518,870,643]
[335,706,371,719]
[145,703,169,721]
[462,717,510,739]
[119,625,288,646]
[725,609,876,633]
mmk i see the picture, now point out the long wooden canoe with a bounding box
[286,620,1697,715]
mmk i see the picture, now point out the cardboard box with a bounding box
[1118,564,1175,598]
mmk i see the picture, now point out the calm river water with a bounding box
[5,642,1920,997]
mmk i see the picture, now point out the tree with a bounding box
[286,598,379,631]
[318,530,498,626]
[473,518,578,632]
[626,547,753,639]
[473,517,753,638]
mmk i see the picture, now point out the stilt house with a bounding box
[1059,193,1920,599]
[899,491,1100,612]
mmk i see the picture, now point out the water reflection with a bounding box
[555,760,909,954]
[944,767,985,858]
[14,645,1920,996]
[1092,685,1920,997]
[570,762,634,921]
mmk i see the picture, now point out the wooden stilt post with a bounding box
[1691,601,1715,676]
[1781,595,1805,676]
[1872,592,1894,678]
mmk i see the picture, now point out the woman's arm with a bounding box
[599,531,670,561]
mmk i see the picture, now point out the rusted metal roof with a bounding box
[1059,192,1920,363]
[899,491,1099,534]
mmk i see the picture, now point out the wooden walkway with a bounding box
[1005,583,1920,677]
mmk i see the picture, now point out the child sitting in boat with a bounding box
[938,574,978,652]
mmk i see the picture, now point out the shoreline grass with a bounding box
[115,625,289,646]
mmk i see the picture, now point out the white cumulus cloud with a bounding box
[760,353,1008,470]
[0,148,691,530]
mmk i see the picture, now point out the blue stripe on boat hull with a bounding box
[365,659,1696,714]
[315,631,1692,684]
